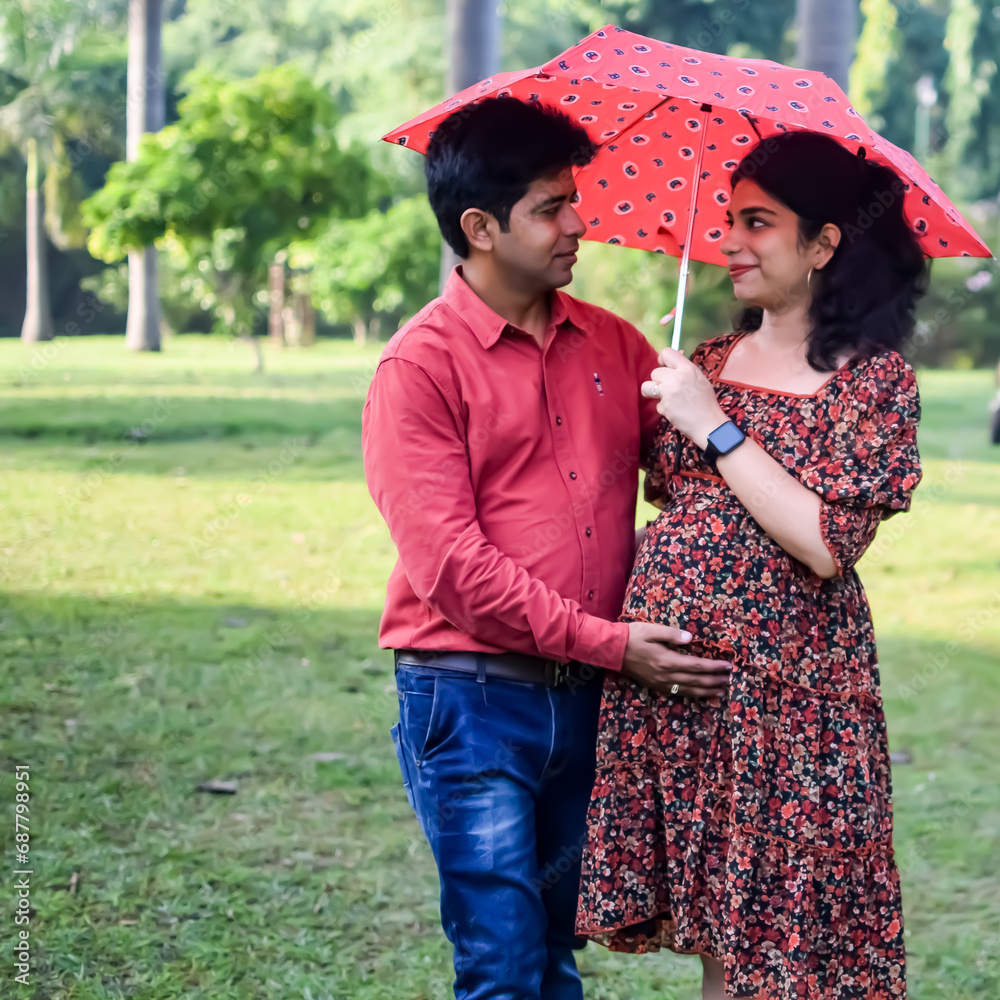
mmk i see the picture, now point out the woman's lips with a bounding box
[728,264,757,279]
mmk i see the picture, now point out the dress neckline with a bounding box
[710,332,854,399]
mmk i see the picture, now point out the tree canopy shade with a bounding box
[81,62,375,335]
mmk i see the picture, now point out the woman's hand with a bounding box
[641,348,728,449]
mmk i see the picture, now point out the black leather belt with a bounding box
[393,648,602,688]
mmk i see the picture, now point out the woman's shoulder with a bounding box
[831,348,920,422]
[842,349,918,397]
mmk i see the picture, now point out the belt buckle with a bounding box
[551,661,567,687]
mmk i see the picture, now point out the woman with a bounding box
[576,131,927,999]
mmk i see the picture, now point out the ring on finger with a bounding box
[670,683,680,695]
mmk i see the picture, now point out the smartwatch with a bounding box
[701,420,746,466]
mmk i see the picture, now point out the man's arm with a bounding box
[363,356,732,692]
[363,357,629,669]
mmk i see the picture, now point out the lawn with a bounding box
[1,334,998,1000]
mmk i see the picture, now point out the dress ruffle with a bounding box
[577,749,905,998]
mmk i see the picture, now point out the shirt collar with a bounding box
[442,265,587,350]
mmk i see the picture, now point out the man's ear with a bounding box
[460,208,495,253]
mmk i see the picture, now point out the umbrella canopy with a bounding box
[385,24,990,265]
[385,25,992,346]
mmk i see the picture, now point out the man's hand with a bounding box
[621,621,732,698]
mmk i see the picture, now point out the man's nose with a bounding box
[565,204,587,239]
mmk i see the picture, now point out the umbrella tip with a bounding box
[659,309,676,326]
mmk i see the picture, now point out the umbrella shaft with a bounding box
[672,103,712,351]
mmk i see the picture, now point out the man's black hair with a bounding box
[424,97,597,258]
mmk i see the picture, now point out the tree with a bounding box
[0,1,126,342]
[82,63,375,357]
[796,0,857,91]
[849,0,900,129]
[124,0,165,352]
[941,0,1000,200]
[439,0,501,285]
[288,197,441,344]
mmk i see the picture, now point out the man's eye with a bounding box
[570,193,581,205]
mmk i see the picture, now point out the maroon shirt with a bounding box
[362,267,661,671]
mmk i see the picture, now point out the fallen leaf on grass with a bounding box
[223,617,248,628]
[195,780,238,794]
[890,749,913,764]
[307,752,348,763]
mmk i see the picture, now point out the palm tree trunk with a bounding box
[439,0,500,290]
[21,137,54,343]
[796,0,857,91]
[125,0,165,352]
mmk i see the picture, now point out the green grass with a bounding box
[1,334,998,999]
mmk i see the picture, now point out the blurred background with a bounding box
[1,2,998,999]
[1,0,999,365]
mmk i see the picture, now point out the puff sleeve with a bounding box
[801,352,922,575]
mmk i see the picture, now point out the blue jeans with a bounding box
[391,662,604,1000]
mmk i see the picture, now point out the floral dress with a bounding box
[575,333,921,1000]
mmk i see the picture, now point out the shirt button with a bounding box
[585,527,592,537]
[569,471,577,480]
[587,590,595,600]
[555,416,563,426]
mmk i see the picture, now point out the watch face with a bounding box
[709,421,745,454]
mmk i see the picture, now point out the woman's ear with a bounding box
[815,223,842,269]
[460,208,495,254]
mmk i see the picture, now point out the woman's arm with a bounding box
[643,348,838,578]
[711,437,837,577]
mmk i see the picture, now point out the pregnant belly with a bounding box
[622,499,764,660]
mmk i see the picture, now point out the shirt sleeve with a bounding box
[626,321,670,508]
[801,353,922,575]
[362,357,630,670]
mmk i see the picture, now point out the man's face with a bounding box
[490,168,588,291]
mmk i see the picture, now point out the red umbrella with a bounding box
[384,24,992,348]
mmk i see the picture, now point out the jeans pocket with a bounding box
[398,670,441,763]
[390,722,416,812]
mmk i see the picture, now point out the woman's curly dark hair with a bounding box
[730,131,929,371]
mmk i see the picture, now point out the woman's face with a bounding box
[718,178,832,313]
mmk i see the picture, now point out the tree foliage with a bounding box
[288,197,440,340]
[82,62,376,334]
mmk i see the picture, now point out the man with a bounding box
[362,98,731,1000]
